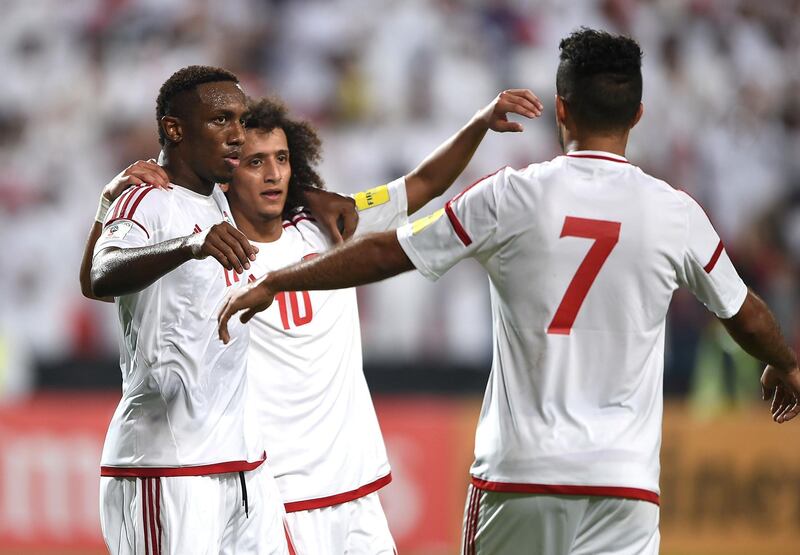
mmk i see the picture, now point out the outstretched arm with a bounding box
[219,230,411,342]
[719,290,800,422]
[404,89,542,215]
[79,160,170,301]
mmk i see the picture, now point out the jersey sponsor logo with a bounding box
[105,221,133,240]
[411,208,445,235]
[193,224,201,234]
[354,185,390,211]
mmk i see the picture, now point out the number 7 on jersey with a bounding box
[547,216,621,335]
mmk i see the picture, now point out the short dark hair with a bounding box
[156,65,239,146]
[556,28,643,133]
[244,97,325,216]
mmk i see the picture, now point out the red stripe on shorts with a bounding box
[147,479,159,555]
[284,519,298,555]
[141,478,150,555]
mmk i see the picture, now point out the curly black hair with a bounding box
[556,28,643,133]
[156,65,239,146]
[243,97,325,216]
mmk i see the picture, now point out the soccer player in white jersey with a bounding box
[219,29,800,555]
[85,66,292,555]
[220,93,540,554]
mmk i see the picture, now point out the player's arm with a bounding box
[92,221,257,298]
[300,187,359,243]
[719,291,800,423]
[80,161,171,301]
[678,191,799,423]
[219,230,411,343]
[404,89,541,215]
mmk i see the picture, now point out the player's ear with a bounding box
[161,116,183,144]
[630,102,644,129]
[555,95,568,126]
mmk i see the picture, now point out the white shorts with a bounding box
[461,485,660,555]
[284,492,396,555]
[100,461,289,555]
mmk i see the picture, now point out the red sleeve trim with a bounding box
[445,201,473,246]
[104,216,150,239]
[124,185,156,220]
[443,166,507,247]
[703,240,724,273]
[100,452,266,477]
[470,476,660,506]
[284,472,392,512]
[112,187,141,220]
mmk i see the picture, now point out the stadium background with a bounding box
[1,0,799,553]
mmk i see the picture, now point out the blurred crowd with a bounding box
[1,0,799,404]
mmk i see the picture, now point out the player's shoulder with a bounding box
[106,184,171,223]
[282,209,329,245]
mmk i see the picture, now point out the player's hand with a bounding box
[302,188,359,244]
[183,222,258,274]
[761,365,800,423]
[218,279,275,343]
[102,159,170,201]
[477,89,543,133]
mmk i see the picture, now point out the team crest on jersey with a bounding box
[354,185,390,211]
[411,208,445,235]
[105,221,132,239]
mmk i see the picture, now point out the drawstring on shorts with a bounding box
[238,471,249,518]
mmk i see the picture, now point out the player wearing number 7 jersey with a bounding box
[219,28,800,555]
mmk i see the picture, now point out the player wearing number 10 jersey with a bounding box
[218,29,800,555]
[221,93,542,554]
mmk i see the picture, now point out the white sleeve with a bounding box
[396,168,506,281]
[93,185,161,255]
[676,191,747,318]
[351,177,409,235]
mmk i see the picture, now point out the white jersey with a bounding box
[244,178,408,510]
[397,151,748,504]
[94,184,264,476]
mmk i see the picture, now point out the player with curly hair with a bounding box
[219,28,800,554]
[217,91,539,554]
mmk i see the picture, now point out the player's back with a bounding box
[468,151,736,501]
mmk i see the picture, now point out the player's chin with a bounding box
[212,166,236,184]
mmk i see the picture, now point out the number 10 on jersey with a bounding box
[275,291,314,330]
[547,216,621,335]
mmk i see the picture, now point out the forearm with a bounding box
[91,237,193,297]
[265,231,414,293]
[721,290,797,372]
[404,114,490,215]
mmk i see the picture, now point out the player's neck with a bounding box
[160,151,216,196]
[563,132,629,158]
[230,207,283,243]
